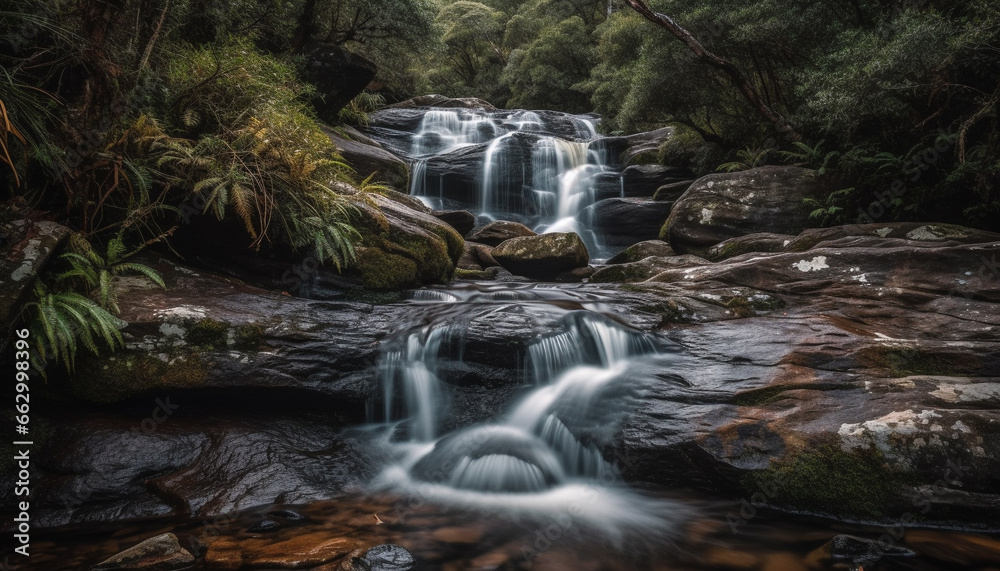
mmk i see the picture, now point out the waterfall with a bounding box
[378,325,456,441]
[370,106,623,258]
[412,109,499,155]
[378,311,656,492]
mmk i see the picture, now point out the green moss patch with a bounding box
[742,443,915,518]
[858,345,973,377]
[73,352,208,403]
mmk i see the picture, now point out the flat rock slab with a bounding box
[90,533,194,570]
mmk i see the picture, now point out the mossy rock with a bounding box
[351,193,463,290]
[741,443,917,519]
[73,351,209,403]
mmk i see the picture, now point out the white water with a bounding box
[369,308,685,539]
[402,108,618,255]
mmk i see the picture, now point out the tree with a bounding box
[619,0,800,140]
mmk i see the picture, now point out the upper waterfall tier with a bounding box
[366,106,630,256]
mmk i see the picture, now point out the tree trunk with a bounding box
[621,0,800,141]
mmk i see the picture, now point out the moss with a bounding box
[726,294,786,318]
[73,351,208,403]
[354,246,420,290]
[590,263,652,283]
[742,443,915,518]
[657,125,704,168]
[185,318,230,350]
[343,288,406,304]
[636,301,686,326]
[233,323,265,352]
[454,267,499,280]
[857,345,970,377]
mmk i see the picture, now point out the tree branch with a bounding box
[621,0,800,140]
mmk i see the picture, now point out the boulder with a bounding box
[90,533,194,570]
[661,166,825,255]
[590,255,708,283]
[492,233,589,279]
[471,243,499,267]
[458,241,484,271]
[0,219,71,348]
[467,221,536,247]
[607,240,676,264]
[581,198,674,249]
[323,126,408,189]
[621,127,674,166]
[652,180,694,202]
[433,210,477,237]
[340,544,416,571]
[621,165,691,198]
[304,45,378,124]
[352,193,464,290]
[706,232,796,262]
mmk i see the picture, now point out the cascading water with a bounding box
[374,106,623,257]
[368,298,685,540]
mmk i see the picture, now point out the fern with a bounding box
[25,282,125,375]
[58,233,166,314]
[718,145,771,172]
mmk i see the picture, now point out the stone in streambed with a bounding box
[246,519,282,533]
[662,165,825,255]
[607,240,676,264]
[706,232,796,262]
[806,534,916,567]
[492,233,589,280]
[323,126,408,190]
[467,220,536,247]
[590,255,708,283]
[206,534,362,568]
[433,209,477,237]
[90,533,194,570]
[339,544,416,570]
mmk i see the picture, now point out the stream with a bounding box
[12,105,1000,570]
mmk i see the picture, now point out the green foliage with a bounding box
[338,92,386,126]
[717,145,771,172]
[776,140,840,176]
[161,39,362,268]
[58,233,165,314]
[25,283,125,375]
[803,187,855,227]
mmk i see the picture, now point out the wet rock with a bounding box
[206,533,362,568]
[246,519,282,533]
[90,533,194,570]
[621,164,692,198]
[386,94,497,111]
[0,219,72,343]
[467,221,537,247]
[784,222,1000,252]
[580,198,674,249]
[607,240,676,264]
[492,232,589,279]
[811,534,916,566]
[352,193,464,290]
[268,509,305,520]
[621,126,674,166]
[458,241,486,270]
[706,232,796,261]
[590,255,708,283]
[324,127,409,190]
[662,166,825,255]
[433,209,477,237]
[340,544,416,570]
[653,180,694,202]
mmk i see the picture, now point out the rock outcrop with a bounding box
[662,166,825,255]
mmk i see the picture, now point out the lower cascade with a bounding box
[369,303,682,535]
